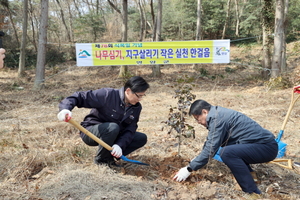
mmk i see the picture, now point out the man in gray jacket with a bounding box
[173,99,278,197]
[57,76,150,167]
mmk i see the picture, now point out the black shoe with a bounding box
[94,158,123,168]
[108,161,123,168]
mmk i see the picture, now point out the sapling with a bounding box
[162,75,196,156]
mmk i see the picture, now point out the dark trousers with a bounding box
[220,140,278,194]
[81,122,147,162]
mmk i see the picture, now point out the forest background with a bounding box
[1,0,300,199]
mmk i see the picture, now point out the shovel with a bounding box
[267,86,300,169]
[66,117,149,166]
[275,85,300,158]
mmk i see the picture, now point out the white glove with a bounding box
[57,109,72,122]
[173,166,191,182]
[111,144,122,158]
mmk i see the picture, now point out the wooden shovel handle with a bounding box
[68,118,113,151]
[281,88,300,130]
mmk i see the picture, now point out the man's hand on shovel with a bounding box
[58,110,123,159]
[111,144,122,158]
[57,113,149,166]
[57,109,72,122]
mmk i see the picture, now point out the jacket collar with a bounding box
[119,87,141,108]
[119,87,125,102]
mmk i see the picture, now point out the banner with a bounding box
[75,40,230,67]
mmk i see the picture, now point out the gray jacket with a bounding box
[59,87,142,149]
[189,106,275,170]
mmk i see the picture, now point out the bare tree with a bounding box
[28,0,37,52]
[234,0,240,37]
[107,0,129,77]
[135,0,146,42]
[271,0,284,78]
[5,3,20,46]
[83,0,94,13]
[151,0,162,77]
[261,0,273,79]
[72,0,82,17]
[222,0,231,39]
[18,0,28,77]
[121,0,128,42]
[154,0,162,42]
[119,0,128,77]
[65,0,75,43]
[196,0,202,40]
[55,0,72,42]
[34,0,49,90]
[281,0,289,72]
[150,0,156,41]
[193,0,202,70]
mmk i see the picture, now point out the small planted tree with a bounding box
[162,75,196,156]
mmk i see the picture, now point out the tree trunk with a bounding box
[195,0,202,40]
[6,7,20,46]
[96,0,100,14]
[193,0,202,69]
[151,0,162,77]
[234,0,240,37]
[262,26,272,78]
[271,0,284,78]
[281,0,289,72]
[261,0,273,79]
[18,0,28,77]
[29,0,37,52]
[107,0,128,77]
[222,0,231,39]
[121,0,128,42]
[65,0,74,43]
[136,0,146,42]
[119,0,128,77]
[72,0,82,17]
[55,0,72,42]
[150,0,156,41]
[154,0,162,42]
[34,0,49,90]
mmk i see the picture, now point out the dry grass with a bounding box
[1,44,300,199]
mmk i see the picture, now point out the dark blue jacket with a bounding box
[59,87,142,150]
[189,106,275,170]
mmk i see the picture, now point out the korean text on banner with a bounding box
[75,40,230,67]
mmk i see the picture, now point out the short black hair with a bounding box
[189,99,212,116]
[124,76,150,93]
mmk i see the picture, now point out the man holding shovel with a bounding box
[57,76,150,167]
[173,99,278,198]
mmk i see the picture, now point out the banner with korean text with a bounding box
[75,40,230,67]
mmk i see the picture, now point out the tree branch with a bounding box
[107,0,121,14]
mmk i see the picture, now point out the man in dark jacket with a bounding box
[173,99,278,197]
[57,76,150,167]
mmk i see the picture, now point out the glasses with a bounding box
[133,92,146,99]
[193,115,202,121]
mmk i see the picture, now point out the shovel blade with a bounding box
[276,130,287,158]
[277,140,287,158]
[120,155,149,166]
